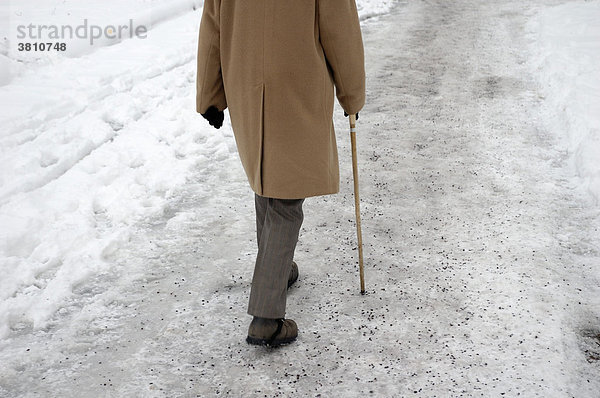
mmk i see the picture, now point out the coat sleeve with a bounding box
[318,0,366,115]
[196,0,227,114]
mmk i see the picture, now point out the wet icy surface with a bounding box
[1,0,599,397]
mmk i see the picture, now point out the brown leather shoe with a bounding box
[288,261,299,288]
[246,317,298,347]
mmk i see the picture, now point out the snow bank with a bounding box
[0,4,212,339]
[357,0,399,20]
[1,0,204,84]
[529,1,600,203]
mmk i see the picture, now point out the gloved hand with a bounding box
[344,111,359,120]
[201,106,224,129]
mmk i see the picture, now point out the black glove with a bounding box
[201,106,224,129]
[344,111,359,120]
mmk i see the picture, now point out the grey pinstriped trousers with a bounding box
[247,194,305,319]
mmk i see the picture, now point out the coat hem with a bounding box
[252,187,339,200]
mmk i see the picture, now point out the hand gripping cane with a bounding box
[349,114,366,294]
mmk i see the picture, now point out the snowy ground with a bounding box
[528,1,600,204]
[1,0,600,397]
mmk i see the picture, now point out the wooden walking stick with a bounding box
[349,114,366,294]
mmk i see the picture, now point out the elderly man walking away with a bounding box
[196,0,365,346]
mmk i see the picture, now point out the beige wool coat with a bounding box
[196,0,365,199]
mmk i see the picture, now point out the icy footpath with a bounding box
[528,1,600,203]
[1,0,598,397]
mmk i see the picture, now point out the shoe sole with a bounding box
[246,335,297,347]
[287,276,298,288]
[287,262,298,288]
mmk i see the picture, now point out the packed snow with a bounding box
[528,1,600,204]
[0,0,599,397]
